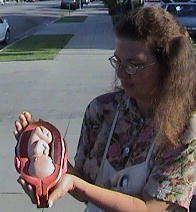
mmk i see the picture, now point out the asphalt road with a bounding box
[0,0,69,47]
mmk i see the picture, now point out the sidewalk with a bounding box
[0,1,115,211]
[35,1,114,52]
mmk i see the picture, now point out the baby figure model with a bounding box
[27,126,55,179]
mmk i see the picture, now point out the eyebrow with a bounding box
[114,53,145,64]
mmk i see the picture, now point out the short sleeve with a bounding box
[74,98,102,178]
[144,114,196,210]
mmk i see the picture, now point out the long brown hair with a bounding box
[114,6,196,145]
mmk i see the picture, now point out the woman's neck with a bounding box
[136,98,153,118]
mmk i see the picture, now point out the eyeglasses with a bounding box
[108,55,156,75]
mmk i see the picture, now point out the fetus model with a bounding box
[15,120,68,208]
[27,126,55,179]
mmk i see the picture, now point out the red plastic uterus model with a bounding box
[15,120,68,208]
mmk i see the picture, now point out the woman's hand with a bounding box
[17,177,36,204]
[48,174,76,207]
[14,111,33,140]
[18,173,81,207]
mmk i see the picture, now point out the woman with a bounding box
[14,6,195,212]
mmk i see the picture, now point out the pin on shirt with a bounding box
[122,147,130,158]
[120,175,129,187]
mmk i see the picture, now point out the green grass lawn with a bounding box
[55,16,87,23]
[0,34,74,62]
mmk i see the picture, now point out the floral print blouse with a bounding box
[74,90,196,210]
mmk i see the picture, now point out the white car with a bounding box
[144,0,161,7]
[0,17,10,44]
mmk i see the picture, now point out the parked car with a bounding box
[0,0,4,5]
[144,0,161,7]
[161,0,192,8]
[25,0,36,2]
[82,0,89,4]
[61,0,79,9]
[0,17,10,44]
[164,2,196,37]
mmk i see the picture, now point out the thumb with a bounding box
[48,185,64,208]
[48,174,74,207]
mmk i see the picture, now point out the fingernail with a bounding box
[48,200,53,208]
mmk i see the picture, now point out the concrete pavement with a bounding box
[0,1,115,211]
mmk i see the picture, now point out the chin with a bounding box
[123,88,137,99]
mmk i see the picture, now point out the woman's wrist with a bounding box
[69,174,89,202]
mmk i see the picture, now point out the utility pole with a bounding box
[131,0,134,11]
[79,0,82,9]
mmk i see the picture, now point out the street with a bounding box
[0,0,68,47]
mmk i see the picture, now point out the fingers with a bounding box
[25,111,33,124]
[17,177,36,204]
[14,111,33,140]
[19,112,33,128]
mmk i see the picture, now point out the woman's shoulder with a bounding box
[95,90,123,103]
[83,90,124,121]
[88,90,124,108]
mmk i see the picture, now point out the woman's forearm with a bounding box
[66,162,87,202]
[74,176,148,212]
[67,163,148,211]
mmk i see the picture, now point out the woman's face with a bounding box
[114,37,161,101]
